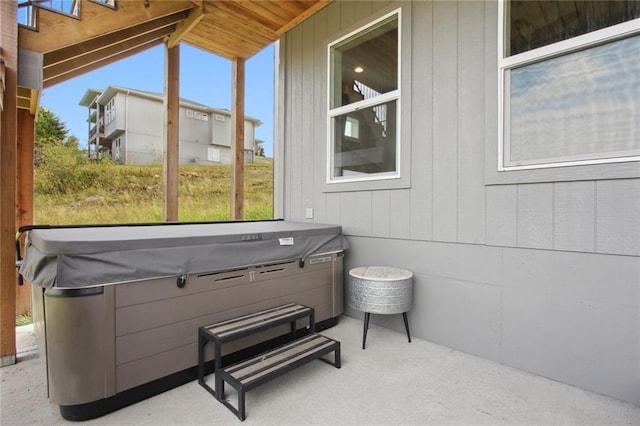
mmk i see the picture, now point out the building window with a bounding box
[327,9,400,183]
[207,147,221,162]
[105,98,116,124]
[499,1,640,171]
[113,138,121,161]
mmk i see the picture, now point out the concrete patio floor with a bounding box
[2,315,639,425]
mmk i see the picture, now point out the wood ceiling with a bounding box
[18,0,332,89]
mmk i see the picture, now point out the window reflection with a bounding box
[508,0,640,56]
[508,35,640,166]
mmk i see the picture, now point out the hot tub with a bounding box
[19,220,348,420]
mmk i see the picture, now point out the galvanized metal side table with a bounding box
[347,266,413,349]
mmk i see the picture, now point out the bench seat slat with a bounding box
[205,304,313,340]
[226,335,335,383]
[205,303,299,331]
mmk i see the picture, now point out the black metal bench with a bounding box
[198,303,341,421]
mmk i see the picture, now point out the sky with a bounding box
[40,43,276,157]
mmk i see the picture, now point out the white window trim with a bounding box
[498,1,640,172]
[326,8,402,184]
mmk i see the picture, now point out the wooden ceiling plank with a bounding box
[204,2,279,41]
[44,39,163,88]
[44,12,188,66]
[190,23,264,55]
[166,5,205,48]
[194,16,274,48]
[183,32,251,59]
[20,0,196,53]
[277,0,332,35]
[211,0,281,32]
[185,29,256,59]
[193,18,266,45]
[234,0,295,27]
[44,26,173,81]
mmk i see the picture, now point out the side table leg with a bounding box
[402,312,411,343]
[362,312,371,349]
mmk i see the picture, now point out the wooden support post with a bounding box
[231,58,245,220]
[163,43,179,222]
[16,109,35,316]
[0,1,18,365]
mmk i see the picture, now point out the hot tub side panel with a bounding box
[113,253,343,393]
[39,287,116,406]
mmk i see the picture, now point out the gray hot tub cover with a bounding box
[20,221,349,289]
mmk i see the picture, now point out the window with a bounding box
[105,98,116,124]
[207,147,221,162]
[327,9,400,183]
[499,1,640,171]
[113,138,121,161]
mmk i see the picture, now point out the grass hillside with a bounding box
[35,160,273,225]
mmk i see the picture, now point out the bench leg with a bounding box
[402,312,411,343]
[238,386,246,421]
[198,331,206,385]
[362,312,371,350]
[215,341,223,400]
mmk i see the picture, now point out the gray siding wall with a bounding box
[125,95,166,164]
[116,94,256,165]
[278,0,640,405]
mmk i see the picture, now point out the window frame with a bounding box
[497,1,640,172]
[326,8,402,185]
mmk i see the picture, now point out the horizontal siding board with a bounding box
[417,274,501,360]
[553,181,595,252]
[596,179,640,256]
[432,0,458,242]
[500,246,639,403]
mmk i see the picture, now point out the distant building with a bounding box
[79,86,262,165]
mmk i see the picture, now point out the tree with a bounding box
[36,107,68,146]
[34,107,82,166]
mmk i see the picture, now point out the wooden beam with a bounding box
[231,57,245,220]
[43,12,187,66]
[44,38,163,88]
[0,1,18,365]
[44,26,174,83]
[166,5,204,48]
[19,0,196,53]
[163,43,179,222]
[16,109,35,316]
